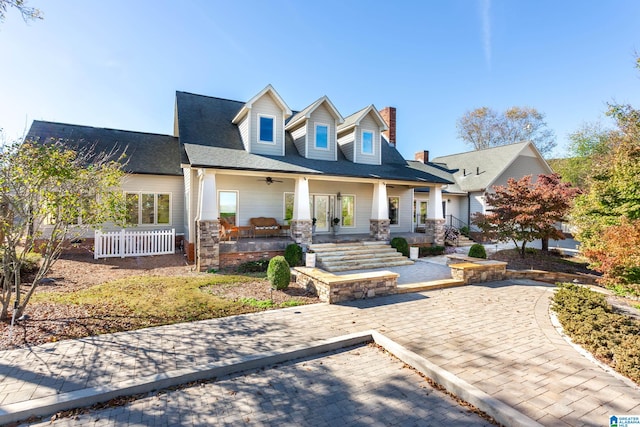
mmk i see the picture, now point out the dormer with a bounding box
[337,105,388,165]
[285,96,344,161]
[231,84,292,156]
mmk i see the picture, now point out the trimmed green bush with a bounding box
[236,259,270,273]
[419,245,445,256]
[284,243,303,267]
[460,226,470,237]
[21,252,42,274]
[267,256,290,290]
[390,237,409,257]
[468,243,487,259]
[552,284,640,383]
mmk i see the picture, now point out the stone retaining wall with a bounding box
[294,267,398,304]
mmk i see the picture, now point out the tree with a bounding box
[0,0,42,22]
[457,106,557,157]
[550,121,612,189]
[472,173,580,258]
[0,138,126,320]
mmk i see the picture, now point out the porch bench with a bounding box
[249,217,282,237]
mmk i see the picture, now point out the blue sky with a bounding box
[1,0,640,159]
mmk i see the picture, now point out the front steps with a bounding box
[310,241,414,272]
[456,235,475,247]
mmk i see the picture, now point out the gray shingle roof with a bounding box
[176,91,452,184]
[26,121,182,176]
[431,142,540,192]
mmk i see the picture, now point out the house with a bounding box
[27,85,454,271]
[411,141,554,233]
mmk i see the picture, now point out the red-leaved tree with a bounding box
[472,173,580,258]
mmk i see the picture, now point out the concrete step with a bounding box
[310,242,412,272]
[321,258,415,272]
[396,279,465,293]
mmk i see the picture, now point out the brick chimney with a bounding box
[379,106,396,146]
[414,150,429,164]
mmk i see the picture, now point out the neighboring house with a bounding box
[411,141,554,232]
[27,85,454,271]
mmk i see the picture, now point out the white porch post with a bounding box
[293,176,311,220]
[196,169,220,272]
[371,181,388,219]
[291,176,312,246]
[370,181,390,240]
[427,185,443,220]
[197,169,218,221]
[426,185,445,246]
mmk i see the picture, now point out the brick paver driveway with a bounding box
[2,279,639,426]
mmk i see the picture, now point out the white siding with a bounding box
[469,191,485,218]
[290,123,307,157]
[307,104,337,161]
[250,93,284,156]
[238,116,249,151]
[354,114,381,165]
[337,131,355,161]
[494,155,551,187]
[121,174,185,234]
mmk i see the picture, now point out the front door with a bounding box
[313,195,330,232]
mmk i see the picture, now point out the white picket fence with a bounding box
[94,229,175,259]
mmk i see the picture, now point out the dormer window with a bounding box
[362,131,374,154]
[315,124,329,150]
[259,115,275,143]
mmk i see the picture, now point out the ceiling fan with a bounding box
[259,176,283,185]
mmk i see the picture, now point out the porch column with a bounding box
[370,181,390,241]
[425,185,445,245]
[196,169,220,272]
[290,176,312,246]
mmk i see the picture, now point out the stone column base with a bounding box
[197,219,220,272]
[290,220,312,247]
[424,219,445,246]
[370,219,390,241]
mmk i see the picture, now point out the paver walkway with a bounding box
[1,277,640,426]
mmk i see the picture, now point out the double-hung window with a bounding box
[315,124,329,150]
[126,192,171,225]
[362,131,374,154]
[259,115,275,143]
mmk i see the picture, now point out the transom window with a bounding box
[259,115,275,143]
[362,131,374,154]
[315,124,329,150]
[126,192,170,225]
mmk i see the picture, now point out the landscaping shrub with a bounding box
[468,243,487,259]
[284,243,303,267]
[419,245,445,256]
[459,226,470,237]
[236,259,270,273]
[21,252,42,274]
[552,284,640,383]
[390,237,409,257]
[267,256,290,290]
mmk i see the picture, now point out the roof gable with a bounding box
[285,96,344,130]
[231,84,292,124]
[338,105,388,133]
[432,141,553,192]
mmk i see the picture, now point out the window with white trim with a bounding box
[340,195,355,227]
[362,130,374,154]
[258,115,275,143]
[126,192,171,225]
[388,196,399,225]
[315,124,329,150]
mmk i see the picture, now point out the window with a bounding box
[362,131,374,154]
[126,192,171,225]
[388,196,399,225]
[315,124,328,150]
[259,115,274,143]
[219,191,238,225]
[341,195,355,227]
[284,192,294,222]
